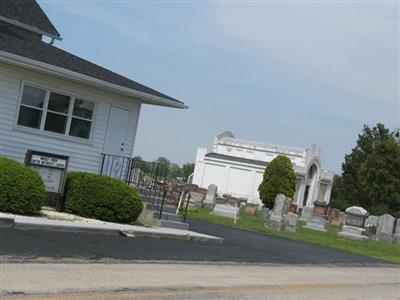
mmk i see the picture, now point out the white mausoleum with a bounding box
[192,131,334,208]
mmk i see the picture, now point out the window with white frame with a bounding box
[17,84,95,139]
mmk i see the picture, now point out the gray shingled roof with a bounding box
[0,23,184,105]
[205,152,305,174]
[205,153,268,167]
[0,0,60,38]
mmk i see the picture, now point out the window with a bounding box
[17,84,95,140]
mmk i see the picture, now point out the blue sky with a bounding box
[40,1,399,172]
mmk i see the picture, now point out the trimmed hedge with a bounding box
[0,156,46,215]
[63,172,143,223]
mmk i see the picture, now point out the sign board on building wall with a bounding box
[25,150,69,196]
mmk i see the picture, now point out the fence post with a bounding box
[183,193,191,222]
[100,154,105,175]
[159,188,167,219]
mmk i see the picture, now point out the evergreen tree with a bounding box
[258,155,296,208]
[182,163,195,182]
[332,123,400,216]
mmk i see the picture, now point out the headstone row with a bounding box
[265,194,299,232]
[336,206,400,244]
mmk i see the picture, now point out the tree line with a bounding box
[132,156,195,182]
[258,123,400,217]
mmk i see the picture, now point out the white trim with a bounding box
[0,16,61,41]
[14,82,97,143]
[12,124,92,146]
[0,51,188,109]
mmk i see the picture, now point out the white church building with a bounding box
[192,132,334,209]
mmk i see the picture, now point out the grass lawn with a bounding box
[186,207,400,263]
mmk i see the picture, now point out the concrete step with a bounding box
[153,211,183,222]
[160,219,189,230]
[145,202,176,214]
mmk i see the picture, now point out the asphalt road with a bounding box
[0,218,389,264]
[3,264,399,299]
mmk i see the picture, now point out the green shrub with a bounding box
[258,155,296,208]
[63,172,143,223]
[0,156,46,215]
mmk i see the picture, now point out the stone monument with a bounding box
[188,192,204,208]
[392,219,400,244]
[265,194,286,231]
[313,200,328,217]
[299,206,314,222]
[261,207,270,220]
[304,215,328,232]
[244,206,257,215]
[204,184,218,209]
[337,206,369,241]
[376,214,395,243]
[212,203,240,219]
[327,208,341,224]
[284,212,298,232]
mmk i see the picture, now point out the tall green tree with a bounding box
[155,157,171,177]
[170,163,183,178]
[333,123,400,216]
[182,163,195,182]
[155,157,171,168]
[329,175,350,211]
[258,155,296,208]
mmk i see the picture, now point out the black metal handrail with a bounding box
[100,154,184,221]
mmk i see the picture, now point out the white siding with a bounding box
[202,163,228,190]
[0,62,141,173]
[227,167,251,196]
[214,143,306,167]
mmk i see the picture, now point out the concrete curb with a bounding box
[0,216,15,227]
[0,215,223,243]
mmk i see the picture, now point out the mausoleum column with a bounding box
[297,179,306,207]
[324,183,332,204]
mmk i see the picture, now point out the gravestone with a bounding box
[299,207,313,222]
[345,206,368,228]
[289,203,298,214]
[376,214,395,243]
[364,215,378,235]
[337,206,369,241]
[271,194,286,216]
[284,213,298,232]
[313,200,328,217]
[244,206,257,215]
[338,226,368,241]
[261,207,270,220]
[188,192,204,208]
[265,194,286,231]
[365,215,378,228]
[392,219,400,244]
[204,184,218,209]
[327,208,341,224]
[304,215,327,232]
[212,204,240,219]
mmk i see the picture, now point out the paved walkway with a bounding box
[0,212,222,242]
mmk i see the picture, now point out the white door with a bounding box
[103,106,130,156]
[102,106,130,179]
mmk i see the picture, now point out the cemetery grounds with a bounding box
[185,207,400,263]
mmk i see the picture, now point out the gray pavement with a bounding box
[1,219,399,299]
[1,264,399,299]
[0,219,392,264]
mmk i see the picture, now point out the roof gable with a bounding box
[0,0,60,39]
